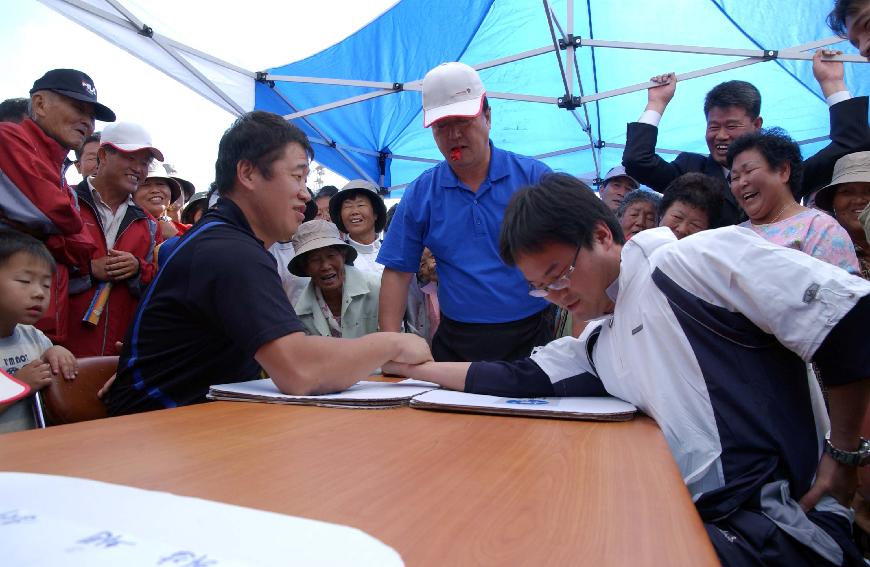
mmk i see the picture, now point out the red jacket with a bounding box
[62,180,161,357]
[0,119,96,342]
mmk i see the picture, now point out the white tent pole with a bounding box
[534,144,593,159]
[270,89,375,183]
[267,76,398,89]
[473,46,557,71]
[52,0,255,77]
[101,0,245,115]
[795,135,831,146]
[577,37,866,62]
[566,0,574,99]
[582,58,761,104]
[51,0,249,115]
[282,89,399,121]
[603,142,682,156]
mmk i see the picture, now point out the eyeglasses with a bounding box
[527,245,581,297]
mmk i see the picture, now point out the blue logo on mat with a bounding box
[505,399,549,405]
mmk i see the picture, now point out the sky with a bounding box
[2,0,398,195]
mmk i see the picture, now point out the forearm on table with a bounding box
[403,361,470,391]
[259,332,407,396]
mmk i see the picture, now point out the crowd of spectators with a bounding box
[0,1,869,565]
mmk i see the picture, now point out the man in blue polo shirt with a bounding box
[378,62,553,362]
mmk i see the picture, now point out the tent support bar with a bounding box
[334,146,375,182]
[487,91,558,104]
[58,0,255,76]
[795,135,830,145]
[603,142,682,156]
[534,144,593,159]
[267,75,399,90]
[76,0,247,115]
[581,57,761,103]
[473,46,556,71]
[578,37,866,62]
[566,0,574,99]
[283,89,398,120]
[272,91,374,182]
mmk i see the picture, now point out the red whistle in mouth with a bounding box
[450,148,462,161]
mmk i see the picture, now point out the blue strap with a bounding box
[125,221,227,408]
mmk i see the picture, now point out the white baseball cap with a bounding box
[422,62,486,128]
[100,121,164,162]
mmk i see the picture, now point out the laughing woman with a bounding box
[289,220,381,338]
[133,161,183,240]
[727,128,859,274]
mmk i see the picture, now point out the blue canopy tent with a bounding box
[43,0,869,197]
[255,0,869,195]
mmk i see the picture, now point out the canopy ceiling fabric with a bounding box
[43,0,869,196]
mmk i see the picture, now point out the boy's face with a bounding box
[0,252,52,332]
[514,223,621,322]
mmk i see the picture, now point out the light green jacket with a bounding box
[293,265,381,338]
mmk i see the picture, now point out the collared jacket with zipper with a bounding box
[293,265,380,338]
[0,119,96,342]
[62,179,161,356]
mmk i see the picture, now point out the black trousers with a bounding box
[431,306,556,363]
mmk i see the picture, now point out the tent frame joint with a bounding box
[255,72,275,88]
[392,82,404,91]
[557,94,582,110]
[138,24,153,38]
[763,49,779,60]
[557,34,582,50]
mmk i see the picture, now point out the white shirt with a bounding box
[87,178,132,249]
[347,236,384,277]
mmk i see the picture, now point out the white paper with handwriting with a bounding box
[0,472,402,566]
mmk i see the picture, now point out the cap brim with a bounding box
[103,142,165,163]
[423,95,484,128]
[50,89,116,122]
[605,175,640,189]
[173,177,196,201]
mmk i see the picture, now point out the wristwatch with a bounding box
[824,438,870,466]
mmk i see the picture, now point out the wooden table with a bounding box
[0,401,718,566]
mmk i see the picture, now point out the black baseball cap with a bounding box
[30,69,116,122]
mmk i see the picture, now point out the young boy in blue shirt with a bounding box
[0,231,77,433]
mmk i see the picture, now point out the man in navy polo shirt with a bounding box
[106,112,432,415]
[378,62,554,362]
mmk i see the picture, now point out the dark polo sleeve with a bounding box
[193,238,307,358]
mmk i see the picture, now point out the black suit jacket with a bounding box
[622,96,870,224]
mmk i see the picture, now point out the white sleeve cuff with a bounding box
[638,109,662,126]
[826,91,852,107]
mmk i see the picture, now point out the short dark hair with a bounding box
[74,132,101,161]
[726,127,803,195]
[384,203,399,234]
[659,173,726,228]
[704,80,761,120]
[615,190,662,220]
[316,185,339,200]
[214,111,314,196]
[0,98,29,123]
[0,230,55,272]
[303,187,318,222]
[499,173,625,266]
[827,0,867,35]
